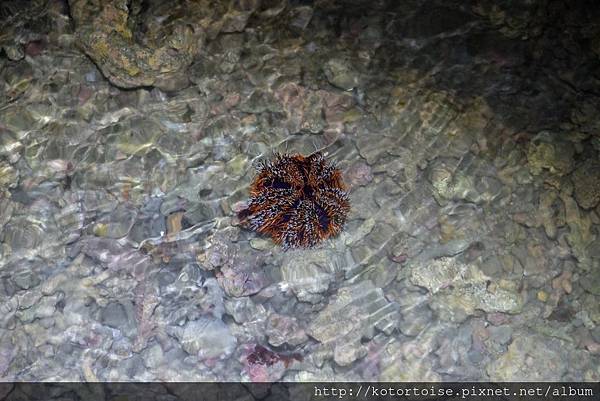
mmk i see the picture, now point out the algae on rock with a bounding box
[410,257,524,322]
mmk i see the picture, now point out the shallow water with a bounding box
[0,0,599,382]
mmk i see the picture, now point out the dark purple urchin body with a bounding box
[238,152,350,250]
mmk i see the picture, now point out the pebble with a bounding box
[172,318,237,360]
[100,301,135,334]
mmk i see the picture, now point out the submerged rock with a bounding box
[429,158,504,205]
[265,313,308,347]
[171,317,237,360]
[572,160,600,209]
[241,344,302,382]
[280,250,337,304]
[486,333,571,381]
[69,0,204,90]
[560,192,595,271]
[288,6,314,33]
[323,58,361,91]
[0,163,18,189]
[0,0,52,62]
[410,257,524,322]
[527,131,574,176]
[581,272,600,296]
[378,339,441,381]
[307,280,400,366]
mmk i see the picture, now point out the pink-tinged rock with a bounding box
[242,344,302,382]
[265,313,308,347]
[210,93,241,115]
[46,159,73,174]
[584,341,600,355]
[231,200,249,214]
[275,83,307,110]
[274,82,308,130]
[25,40,46,57]
[224,93,241,108]
[472,320,490,341]
[354,342,383,380]
[202,356,219,368]
[389,253,408,264]
[216,261,268,297]
[319,90,354,120]
[345,162,373,188]
[486,312,511,326]
[78,85,94,105]
[316,89,355,135]
[204,231,268,296]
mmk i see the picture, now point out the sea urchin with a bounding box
[238,152,350,250]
